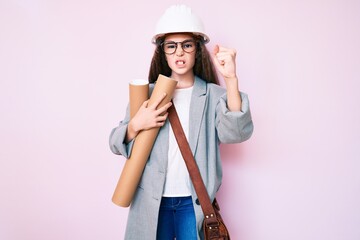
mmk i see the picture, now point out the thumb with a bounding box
[212,44,222,70]
[142,99,149,107]
[213,44,220,55]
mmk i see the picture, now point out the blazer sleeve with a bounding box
[109,104,135,158]
[215,92,254,144]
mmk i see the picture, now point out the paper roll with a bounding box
[129,79,149,119]
[112,74,178,207]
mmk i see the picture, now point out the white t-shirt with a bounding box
[162,86,194,197]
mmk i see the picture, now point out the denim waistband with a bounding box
[160,196,193,208]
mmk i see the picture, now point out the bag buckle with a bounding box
[204,214,219,229]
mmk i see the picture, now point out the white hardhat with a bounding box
[152,5,210,44]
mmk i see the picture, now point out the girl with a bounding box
[109,4,253,240]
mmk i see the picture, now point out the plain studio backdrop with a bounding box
[0,0,359,239]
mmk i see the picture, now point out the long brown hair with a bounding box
[148,34,219,85]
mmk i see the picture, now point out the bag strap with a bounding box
[168,104,218,221]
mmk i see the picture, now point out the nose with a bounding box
[175,42,184,56]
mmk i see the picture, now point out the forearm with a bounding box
[225,76,242,112]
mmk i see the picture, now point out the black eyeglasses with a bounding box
[161,39,197,55]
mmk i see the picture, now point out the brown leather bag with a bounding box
[168,104,230,240]
[203,198,230,239]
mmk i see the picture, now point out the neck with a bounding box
[171,72,195,89]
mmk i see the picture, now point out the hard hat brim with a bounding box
[152,32,210,44]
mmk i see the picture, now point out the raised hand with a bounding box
[212,45,242,111]
[212,45,237,80]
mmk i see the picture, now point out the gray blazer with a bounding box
[109,76,253,239]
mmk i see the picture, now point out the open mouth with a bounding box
[175,60,185,66]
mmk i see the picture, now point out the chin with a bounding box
[173,69,191,75]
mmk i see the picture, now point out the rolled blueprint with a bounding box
[112,74,177,207]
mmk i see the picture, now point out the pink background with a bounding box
[1,0,359,239]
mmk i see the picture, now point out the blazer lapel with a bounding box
[188,76,207,154]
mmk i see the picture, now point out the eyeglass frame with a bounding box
[160,39,198,55]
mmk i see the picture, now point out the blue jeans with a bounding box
[156,196,197,240]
